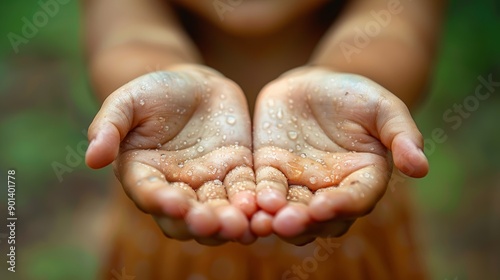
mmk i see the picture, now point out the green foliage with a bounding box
[0,110,89,201]
[416,145,465,213]
[23,244,97,280]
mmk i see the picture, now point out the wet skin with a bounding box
[86,65,428,245]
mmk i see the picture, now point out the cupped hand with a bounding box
[85,65,257,245]
[251,67,428,245]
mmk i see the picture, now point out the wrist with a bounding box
[276,65,342,81]
[164,63,226,79]
[88,43,201,102]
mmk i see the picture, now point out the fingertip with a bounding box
[309,189,369,221]
[309,194,338,221]
[392,135,429,178]
[409,149,429,178]
[394,147,429,178]
[273,205,309,237]
[157,189,190,218]
[230,191,257,217]
[250,210,273,237]
[378,100,429,178]
[85,140,99,169]
[255,166,288,214]
[186,204,220,236]
[85,126,120,169]
[154,216,192,241]
[256,189,287,214]
[216,205,248,239]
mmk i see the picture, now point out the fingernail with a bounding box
[88,139,95,148]
[418,148,426,158]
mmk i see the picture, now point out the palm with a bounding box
[254,88,389,190]
[87,68,257,244]
[118,74,252,191]
[252,69,426,244]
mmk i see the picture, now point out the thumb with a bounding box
[85,91,134,169]
[376,98,429,178]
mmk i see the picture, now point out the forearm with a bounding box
[310,0,446,108]
[88,43,201,102]
[83,0,201,101]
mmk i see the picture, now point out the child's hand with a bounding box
[85,65,257,245]
[251,67,428,245]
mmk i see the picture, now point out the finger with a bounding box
[118,161,191,217]
[86,93,134,169]
[255,166,289,214]
[196,181,249,239]
[160,181,197,218]
[86,72,197,169]
[256,147,381,191]
[154,216,192,241]
[272,203,310,237]
[185,201,220,237]
[376,97,429,178]
[250,210,274,237]
[224,166,257,217]
[196,180,228,202]
[287,185,313,204]
[179,146,253,188]
[309,164,390,222]
[214,205,249,239]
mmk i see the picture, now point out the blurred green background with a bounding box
[0,0,499,279]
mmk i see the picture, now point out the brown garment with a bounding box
[100,178,427,280]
